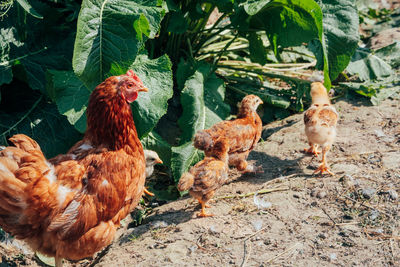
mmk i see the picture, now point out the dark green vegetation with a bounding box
[0,0,399,199]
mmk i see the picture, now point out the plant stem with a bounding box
[0,95,43,137]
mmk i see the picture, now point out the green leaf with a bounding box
[239,0,331,87]
[346,48,393,81]
[15,0,43,19]
[73,0,165,89]
[247,32,267,65]
[0,95,82,158]
[46,70,90,133]
[141,131,172,167]
[166,11,188,33]
[247,0,323,49]
[315,0,359,81]
[374,41,400,68]
[178,63,230,144]
[171,142,203,183]
[241,0,272,15]
[129,54,173,139]
[133,13,151,41]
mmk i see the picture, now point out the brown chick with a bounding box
[194,94,263,173]
[177,142,228,217]
[143,149,163,196]
[304,82,339,175]
[0,70,148,267]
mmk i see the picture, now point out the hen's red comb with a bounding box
[126,69,140,82]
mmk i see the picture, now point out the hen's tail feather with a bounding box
[193,130,213,151]
[177,172,194,191]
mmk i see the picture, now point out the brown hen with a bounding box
[304,82,338,175]
[193,94,263,173]
[0,70,148,266]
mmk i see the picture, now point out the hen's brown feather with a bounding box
[0,70,147,261]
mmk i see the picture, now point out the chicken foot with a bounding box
[314,145,334,175]
[197,200,214,217]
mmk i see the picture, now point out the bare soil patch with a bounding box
[1,97,399,267]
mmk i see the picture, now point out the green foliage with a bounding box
[1,0,367,193]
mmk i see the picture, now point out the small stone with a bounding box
[376,228,384,234]
[317,191,327,199]
[310,189,318,197]
[151,220,168,229]
[208,225,220,235]
[369,210,380,220]
[293,194,300,199]
[252,220,263,231]
[330,253,337,261]
[374,129,386,138]
[362,188,376,199]
[318,233,327,239]
[388,189,398,200]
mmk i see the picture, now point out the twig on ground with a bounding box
[240,226,268,267]
[363,229,400,241]
[321,207,338,227]
[341,196,392,218]
[216,187,289,200]
[264,243,300,264]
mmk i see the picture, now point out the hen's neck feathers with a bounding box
[84,77,142,152]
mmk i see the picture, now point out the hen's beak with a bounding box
[155,159,163,165]
[139,86,148,92]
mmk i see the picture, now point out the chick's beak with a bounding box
[156,159,163,164]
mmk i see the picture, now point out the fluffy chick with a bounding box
[304,82,338,175]
[194,95,263,173]
[143,150,163,196]
[177,142,228,217]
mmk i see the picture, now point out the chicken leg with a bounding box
[304,143,320,157]
[143,188,154,197]
[197,200,214,217]
[314,145,334,175]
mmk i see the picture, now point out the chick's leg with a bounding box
[197,200,214,217]
[304,142,320,156]
[143,188,154,197]
[314,144,334,175]
[229,152,263,173]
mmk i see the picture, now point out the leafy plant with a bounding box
[0,0,361,192]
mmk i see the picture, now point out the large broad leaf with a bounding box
[346,48,393,81]
[73,0,164,89]
[237,0,331,87]
[374,41,400,69]
[178,63,230,144]
[46,70,90,133]
[172,63,230,182]
[15,0,43,19]
[0,93,82,158]
[314,0,359,81]
[0,4,75,92]
[128,54,173,139]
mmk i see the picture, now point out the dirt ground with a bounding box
[0,96,398,267]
